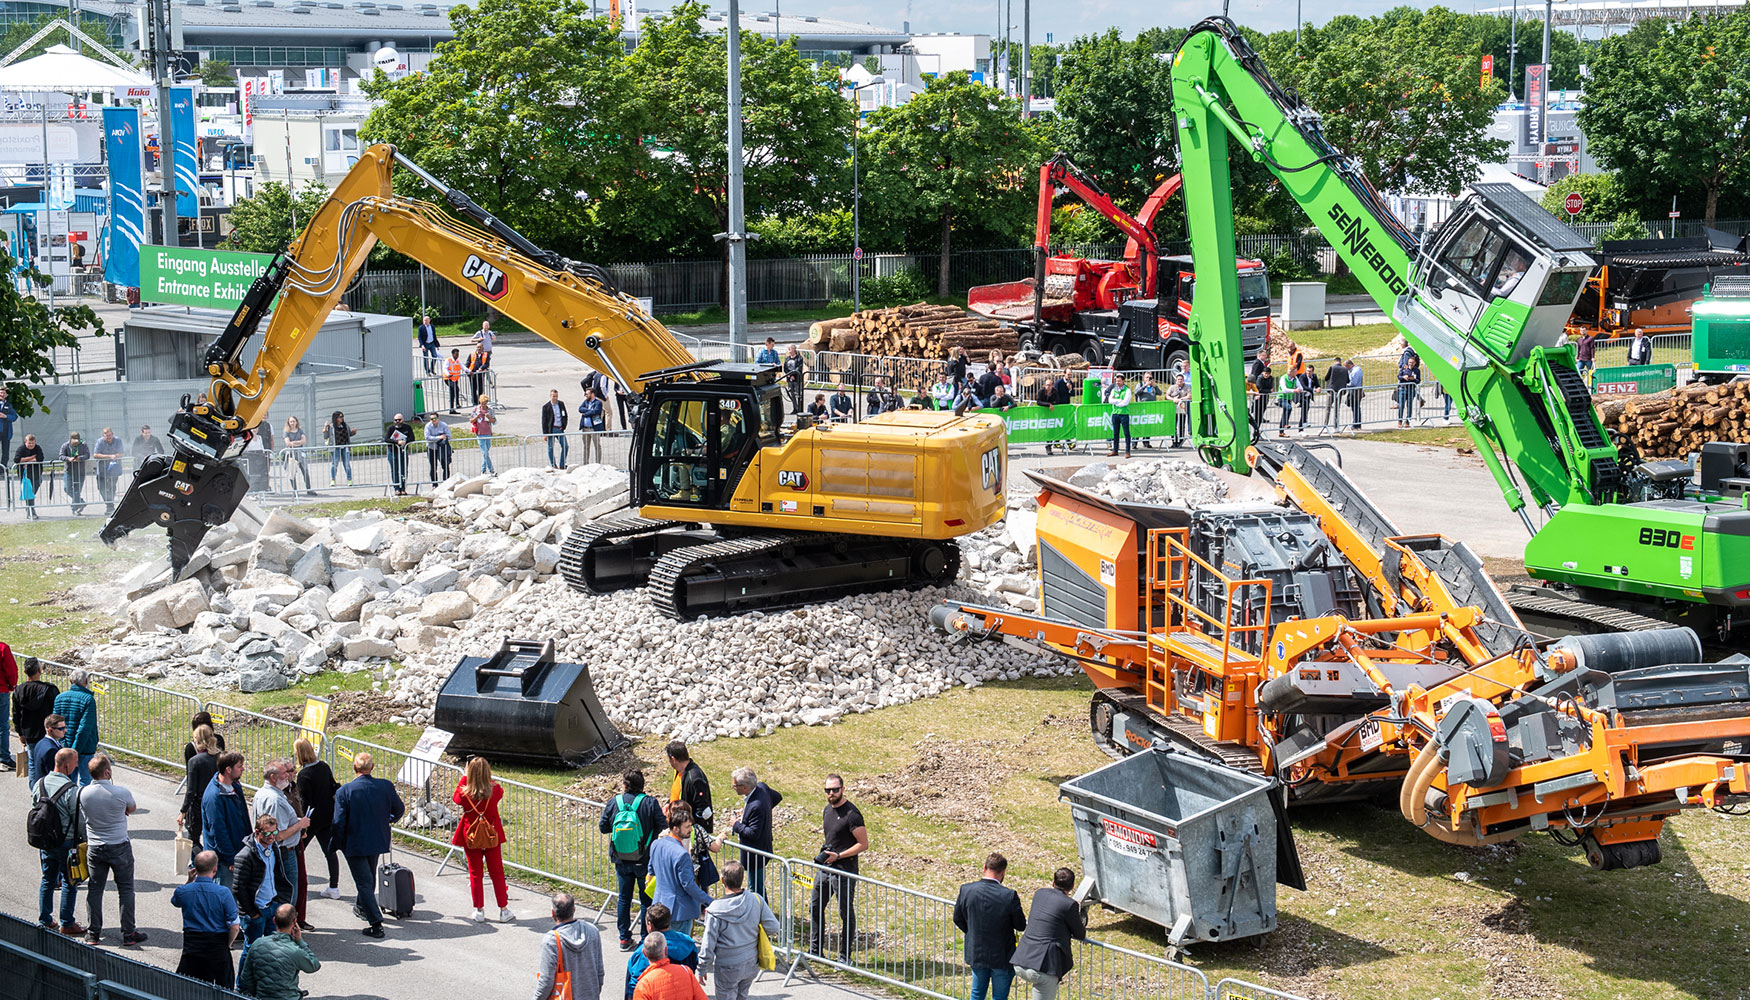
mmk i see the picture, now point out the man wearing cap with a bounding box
[60,432,91,515]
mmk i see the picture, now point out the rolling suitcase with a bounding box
[379,855,415,919]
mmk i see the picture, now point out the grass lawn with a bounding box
[1365,425,1476,451]
[18,492,1746,1000]
[0,517,153,658]
[1283,322,1399,361]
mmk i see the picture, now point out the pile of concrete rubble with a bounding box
[70,461,1118,739]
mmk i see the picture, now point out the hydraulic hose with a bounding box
[1401,740,1520,847]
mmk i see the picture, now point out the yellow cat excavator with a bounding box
[100,144,1008,618]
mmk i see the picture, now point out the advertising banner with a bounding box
[102,105,145,288]
[170,86,199,218]
[1524,64,1546,147]
[976,400,1178,444]
[138,243,274,308]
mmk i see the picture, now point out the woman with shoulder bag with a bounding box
[453,756,511,923]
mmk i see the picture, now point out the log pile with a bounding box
[806,302,1020,359]
[1596,381,1750,459]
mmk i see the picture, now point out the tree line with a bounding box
[218,3,1750,294]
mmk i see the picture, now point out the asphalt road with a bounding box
[0,762,858,1000]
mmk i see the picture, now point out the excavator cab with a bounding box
[1401,183,1595,370]
[632,363,783,510]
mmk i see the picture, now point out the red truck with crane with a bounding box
[968,152,1271,371]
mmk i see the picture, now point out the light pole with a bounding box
[849,78,884,315]
[718,0,749,355]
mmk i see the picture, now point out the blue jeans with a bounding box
[614,859,649,944]
[39,841,78,927]
[0,691,11,766]
[240,908,272,964]
[479,436,494,474]
[421,343,439,376]
[1396,384,1416,421]
[75,753,93,786]
[329,447,352,482]
[972,966,1016,1000]
[547,433,569,468]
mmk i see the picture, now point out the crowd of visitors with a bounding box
[11,693,1099,1000]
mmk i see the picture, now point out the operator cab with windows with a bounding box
[1400,182,1596,370]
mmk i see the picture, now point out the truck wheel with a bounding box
[1167,348,1189,378]
[1081,339,1106,367]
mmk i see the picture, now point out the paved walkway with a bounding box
[0,761,855,1000]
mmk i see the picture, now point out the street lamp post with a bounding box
[849,78,884,315]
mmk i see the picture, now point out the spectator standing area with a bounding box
[0,761,872,1000]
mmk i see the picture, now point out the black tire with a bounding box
[1166,347,1189,378]
[1081,339,1107,367]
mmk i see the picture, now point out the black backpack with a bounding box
[27,781,77,849]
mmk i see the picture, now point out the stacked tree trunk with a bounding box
[806,302,1020,359]
[1596,381,1750,459]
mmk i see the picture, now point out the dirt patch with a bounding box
[855,714,1073,824]
[263,689,404,729]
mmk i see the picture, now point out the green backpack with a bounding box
[611,794,647,856]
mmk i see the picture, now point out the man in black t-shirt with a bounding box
[811,774,869,961]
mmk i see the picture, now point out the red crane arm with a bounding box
[1033,153,1170,297]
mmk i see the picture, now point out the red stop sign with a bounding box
[1564,192,1584,216]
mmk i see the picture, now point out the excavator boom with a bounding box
[102,145,1007,617]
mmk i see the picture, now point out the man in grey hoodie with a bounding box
[532,892,605,1000]
[698,862,779,1000]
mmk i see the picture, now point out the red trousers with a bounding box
[466,846,508,909]
[294,838,310,923]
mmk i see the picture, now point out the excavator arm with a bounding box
[1170,18,1615,513]
[101,143,698,568]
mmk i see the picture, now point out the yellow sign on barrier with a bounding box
[300,696,331,752]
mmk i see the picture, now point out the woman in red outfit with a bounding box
[453,756,512,922]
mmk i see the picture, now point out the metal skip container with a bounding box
[1059,748,1279,946]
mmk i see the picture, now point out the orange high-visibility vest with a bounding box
[445,357,462,382]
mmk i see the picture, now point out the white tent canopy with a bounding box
[0,44,150,93]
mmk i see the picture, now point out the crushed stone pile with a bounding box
[69,462,1191,740]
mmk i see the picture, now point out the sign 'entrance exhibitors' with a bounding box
[139,244,275,309]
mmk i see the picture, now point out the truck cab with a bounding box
[1030,255,1270,373]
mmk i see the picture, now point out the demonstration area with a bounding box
[2,2,1749,1000]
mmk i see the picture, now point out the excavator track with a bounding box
[1505,586,1676,636]
[559,515,701,594]
[647,531,961,620]
[1091,689,1264,772]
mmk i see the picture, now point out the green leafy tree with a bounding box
[360,0,644,262]
[1579,9,1750,226]
[858,72,1049,295]
[749,210,852,257]
[629,2,856,290]
[197,59,234,87]
[1255,8,1508,197]
[0,250,101,417]
[223,181,330,254]
[1053,29,1178,207]
[1538,173,1632,225]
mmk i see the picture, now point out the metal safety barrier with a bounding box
[327,734,621,906]
[26,659,1309,1000]
[0,912,248,1000]
[1214,977,1314,1000]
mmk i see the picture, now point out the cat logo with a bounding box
[461,254,508,301]
[980,447,1002,493]
[174,479,193,495]
[777,470,809,490]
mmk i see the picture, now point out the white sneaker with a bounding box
[320,887,342,900]
[499,908,514,923]
[472,908,486,923]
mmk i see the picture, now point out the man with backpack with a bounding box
[599,768,665,951]
[31,747,85,935]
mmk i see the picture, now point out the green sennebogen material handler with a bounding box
[1167,16,1750,637]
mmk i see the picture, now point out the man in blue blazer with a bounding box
[330,752,405,938]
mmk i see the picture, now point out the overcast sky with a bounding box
[800,0,1513,39]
